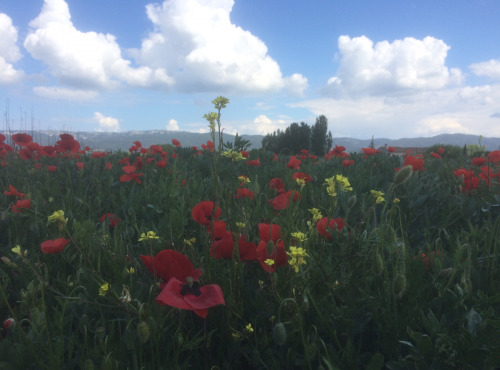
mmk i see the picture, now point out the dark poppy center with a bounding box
[180,281,201,297]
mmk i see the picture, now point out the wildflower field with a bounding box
[1,98,500,369]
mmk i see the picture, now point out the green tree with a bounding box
[310,115,332,156]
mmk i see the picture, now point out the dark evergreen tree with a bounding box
[310,115,331,156]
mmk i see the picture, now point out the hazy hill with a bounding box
[2,130,500,153]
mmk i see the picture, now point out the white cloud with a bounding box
[470,59,500,80]
[323,35,463,97]
[33,86,98,100]
[166,118,179,130]
[293,84,500,138]
[23,0,173,91]
[94,112,120,132]
[0,13,24,84]
[249,114,287,135]
[131,0,305,95]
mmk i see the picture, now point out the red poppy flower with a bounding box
[105,162,112,170]
[488,150,500,163]
[120,165,144,184]
[387,146,396,153]
[155,277,225,318]
[471,157,487,166]
[192,201,222,226]
[211,229,235,259]
[172,139,181,147]
[55,134,80,153]
[12,133,33,147]
[272,153,279,162]
[47,165,57,173]
[0,134,5,144]
[41,238,70,254]
[246,158,260,167]
[76,162,85,170]
[100,213,121,228]
[240,150,249,158]
[437,147,445,154]
[287,156,301,169]
[12,199,31,213]
[156,160,167,168]
[269,193,290,210]
[256,224,286,273]
[403,155,425,171]
[4,185,25,198]
[118,156,130,165]
[362,147,380,156]
[316,217,346,240]
[19,148,36,160]
[202,141,215,152]
[91,152,107,158]
[269,178,285,194]
[234,188,255,199]
[141,249,202,283]
[342,159,355,167]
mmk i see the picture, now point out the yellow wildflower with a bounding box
[126,267,136,275]
[287,246,309,273]
[291,232,307,242]
[139,231,159,241]
[223,149,245,161]
[370,190,385,204]
[264,259,275,266]
[295,178,306,188]
[236,222,246,229]
[238,175,250,183]
[48,210,68,225]
[393,198,400,203]
[309,208,323,222]
[245,323,254,333]
[335,175,353,192]
[99,283,110,296]
[11,245,27,257]
[324,176,337,197]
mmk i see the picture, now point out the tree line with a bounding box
[261,115,333,156]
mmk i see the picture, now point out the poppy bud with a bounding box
[374,253,384,275]
[394,165,413,185]
[3,318,15,331]
[273,322,287,346]
[392,274,406,297]
[137,321,150,343]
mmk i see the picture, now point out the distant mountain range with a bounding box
[2,130,499,153]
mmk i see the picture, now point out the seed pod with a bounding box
[137,321,150,343]
[394,165,413,185]
[273,322,287,346]
[392,274,406,297]
[347,194,357,209]
[374,253,384,275]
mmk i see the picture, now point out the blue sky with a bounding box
[1,0,500,139]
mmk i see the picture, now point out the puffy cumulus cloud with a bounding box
[94,112,120,132]
[0,13,24,84]
[249,114,287,135]
[132,0,305,95]
[470,59,500,80]
[292,84,500,138]
[24,0,173,91]
[324,35,462,97]
[33,86,98,100]
[166,118,179,131]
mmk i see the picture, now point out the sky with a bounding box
[1,0,500,139]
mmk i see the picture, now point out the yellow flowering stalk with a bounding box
[295,178,306,188]
[370,190,385,204]
[324,176,337,197]
[238,175,250,184]
[11,245,27,257]
[335,175,353,192]
[287,246,309,273]
[223,149,245,161]
[264,259,275,267]
[48,210,68,230]
[99,282,110,296]
[139,231,160,241]
[393,198,400,203]
[236,222,246,229]
[309,208,323,222]
[291,232,308,243]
